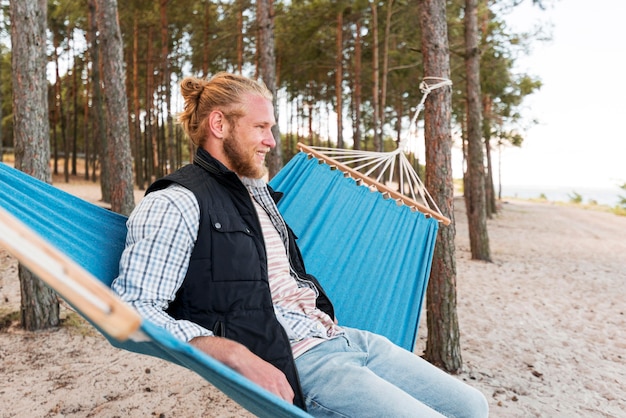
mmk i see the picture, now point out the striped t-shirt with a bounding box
[250,197,343,358]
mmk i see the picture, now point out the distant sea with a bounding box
[500,185,624,207]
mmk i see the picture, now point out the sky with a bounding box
[492,0,626,192]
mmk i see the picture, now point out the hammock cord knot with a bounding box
[298,77,453,224]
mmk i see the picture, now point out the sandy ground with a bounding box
[1,179,625,417]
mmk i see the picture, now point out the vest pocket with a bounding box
[208,210,262,282]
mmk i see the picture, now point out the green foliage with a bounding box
[611,206,626,217]
[618,182,626,208]
[1,0,547,173]
[62,310,98,337]
[610,182,626,216]
[0,309,20,331]
[478,10,543,149]
[568,191,583,204]
[0,45,12,149]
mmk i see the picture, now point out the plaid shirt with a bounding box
[112,184,208,342]
[113,181,342,355]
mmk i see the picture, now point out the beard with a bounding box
[222,130,268,179]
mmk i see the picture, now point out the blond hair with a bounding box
[178,72,273,146]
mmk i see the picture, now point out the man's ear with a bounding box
[207,110,226,139]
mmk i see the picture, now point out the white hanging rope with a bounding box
[397,77,453,152]
[303,77,452,222]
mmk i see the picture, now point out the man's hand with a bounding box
[190,336,295,403]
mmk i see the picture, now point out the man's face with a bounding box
[223,94,276,179]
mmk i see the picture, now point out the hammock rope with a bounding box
[303,77,452,225]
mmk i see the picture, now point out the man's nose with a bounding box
[265,128,277,148]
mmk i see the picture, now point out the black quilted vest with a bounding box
[146,148,334,410]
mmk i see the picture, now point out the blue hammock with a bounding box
[269,151,439,350]
[0,149,440,417]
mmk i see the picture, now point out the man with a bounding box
[112,72,488,417]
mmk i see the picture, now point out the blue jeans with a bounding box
[294,327,489,417]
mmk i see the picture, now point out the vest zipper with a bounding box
[213,320,225,337]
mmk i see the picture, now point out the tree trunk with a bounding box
[95,0,135,215]
[10,0,60,331]
[88,0,107,187]
[380,0,393,133]
[418,0,462,373]
[257,0,282,177]
[132,16,144,189]
[484,137,495,217]
[83,8,93,181]
[71,40,79,177]
[352,16,363,150]
[83,67,91,181]
[394,95,403,147]
[51,45,60,176]
[335,9,344,149]
[483,96,497,217]
[159,0,174,173]
[464,0,491,261]
[370,1,381,152]
[237,0,244,73]
[53,39,69,183]
[201,2,211,77]
[145,28,158,183]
